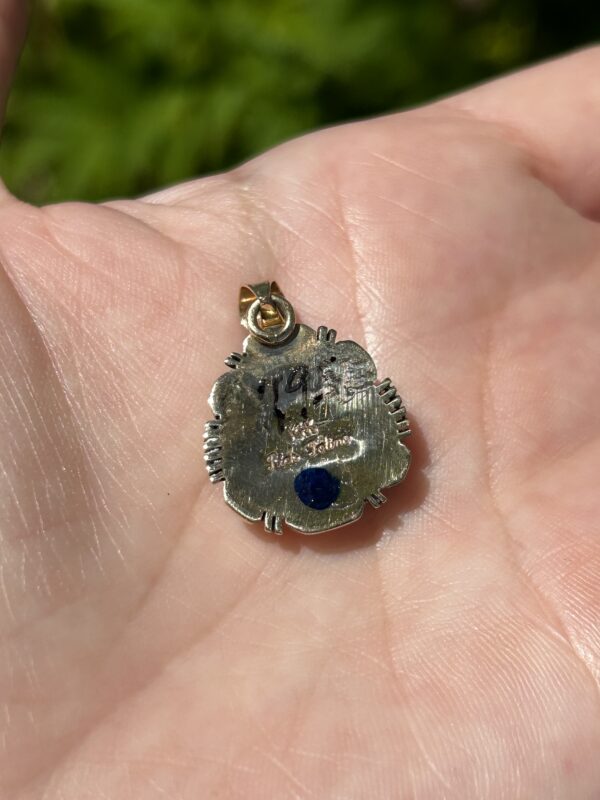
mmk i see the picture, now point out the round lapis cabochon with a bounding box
[294,467,341,510]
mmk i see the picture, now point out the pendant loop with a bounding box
[239,281,296,345]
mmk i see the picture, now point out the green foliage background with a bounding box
[1,0,598,204]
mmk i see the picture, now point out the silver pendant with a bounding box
[205,282,411,535]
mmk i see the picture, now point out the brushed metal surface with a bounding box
[205,316,411,535]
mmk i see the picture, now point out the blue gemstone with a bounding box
[294,467,340,510]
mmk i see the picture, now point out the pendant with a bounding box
[205,282,411,535]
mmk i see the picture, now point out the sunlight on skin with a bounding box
[0,3,600,796]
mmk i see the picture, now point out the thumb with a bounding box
[0,0,27,128]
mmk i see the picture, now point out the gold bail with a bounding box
[239,281,297,345]
[239,281,284,329]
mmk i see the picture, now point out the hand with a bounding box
[1,3,599,796]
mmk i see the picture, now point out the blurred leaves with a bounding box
[1,0,598,203]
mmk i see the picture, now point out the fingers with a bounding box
[447,47,600,221]
[0,0,27,127]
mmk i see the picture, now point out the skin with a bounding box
[0,3,599,797]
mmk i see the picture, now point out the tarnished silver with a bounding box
[205,282,411,535]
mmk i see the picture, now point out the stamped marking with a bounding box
[265,417,356,471]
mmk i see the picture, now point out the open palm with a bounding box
[1,5,600,797]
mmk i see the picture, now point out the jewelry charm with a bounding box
[205,282,411,535]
